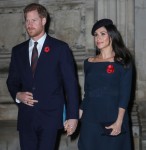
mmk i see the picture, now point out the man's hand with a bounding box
[64,119,78,136]
[16,92,38,106]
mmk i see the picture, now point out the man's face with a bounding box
[25,10,46,39]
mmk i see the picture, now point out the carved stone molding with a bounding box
[131,103,141,150]
[0,0,36,8]
[0,53,11,74]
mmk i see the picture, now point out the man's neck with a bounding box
[32,32,46,41]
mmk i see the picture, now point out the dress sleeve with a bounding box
[119,64,133,109]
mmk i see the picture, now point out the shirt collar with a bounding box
[29,33,47,47]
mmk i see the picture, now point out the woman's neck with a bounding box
[98,50,115,60]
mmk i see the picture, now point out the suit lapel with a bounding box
[34,35,52,76]
[39,35,51,61]
[21,40,33,80]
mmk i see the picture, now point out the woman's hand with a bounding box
[105,121,122,136]
[64,120,68,132]
[79,109,83,119]
[105,107,125,136]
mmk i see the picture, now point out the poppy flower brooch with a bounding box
[44,46,50,53]
[106,64,114,74]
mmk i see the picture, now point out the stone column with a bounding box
[135,0,146,149]
[0,5,26,120]
[95,0,134,52]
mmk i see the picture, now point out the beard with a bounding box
[26,27,42,38]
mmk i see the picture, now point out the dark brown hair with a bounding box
[95,23,132,67]
[24,3,48,19]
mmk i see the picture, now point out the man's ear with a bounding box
[42,18,47,25]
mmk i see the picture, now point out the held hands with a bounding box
[64,119,78,136]
[16,92,38,106]
[105,121,122,136]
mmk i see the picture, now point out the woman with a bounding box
[78,19,133,150]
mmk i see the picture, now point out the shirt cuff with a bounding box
[16,98,21,103]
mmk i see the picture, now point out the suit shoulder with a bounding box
[48,36,69,47]
[12,40,29,52]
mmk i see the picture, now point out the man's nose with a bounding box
[27,21,33,27]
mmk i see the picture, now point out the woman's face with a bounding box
[94,27,112,51]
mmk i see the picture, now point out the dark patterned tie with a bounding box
[31,42,38,75]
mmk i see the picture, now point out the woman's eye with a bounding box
[101,32,106,36]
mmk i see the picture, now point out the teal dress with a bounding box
[78,59,132,150]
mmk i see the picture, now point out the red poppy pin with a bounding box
[44,46,50,53]
[106,64,114,74]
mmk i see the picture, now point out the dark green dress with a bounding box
[78,59,132,150]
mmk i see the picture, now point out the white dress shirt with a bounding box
[16,33,47,103]
[29,33,47,65]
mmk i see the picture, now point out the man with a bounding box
[7,3,79,150]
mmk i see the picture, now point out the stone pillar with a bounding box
[0,3,26,120]
[135,0,146,149]
[131,103,141,150]
[95,0,134,52]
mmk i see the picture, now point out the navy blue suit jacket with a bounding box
[7,35,79,131]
